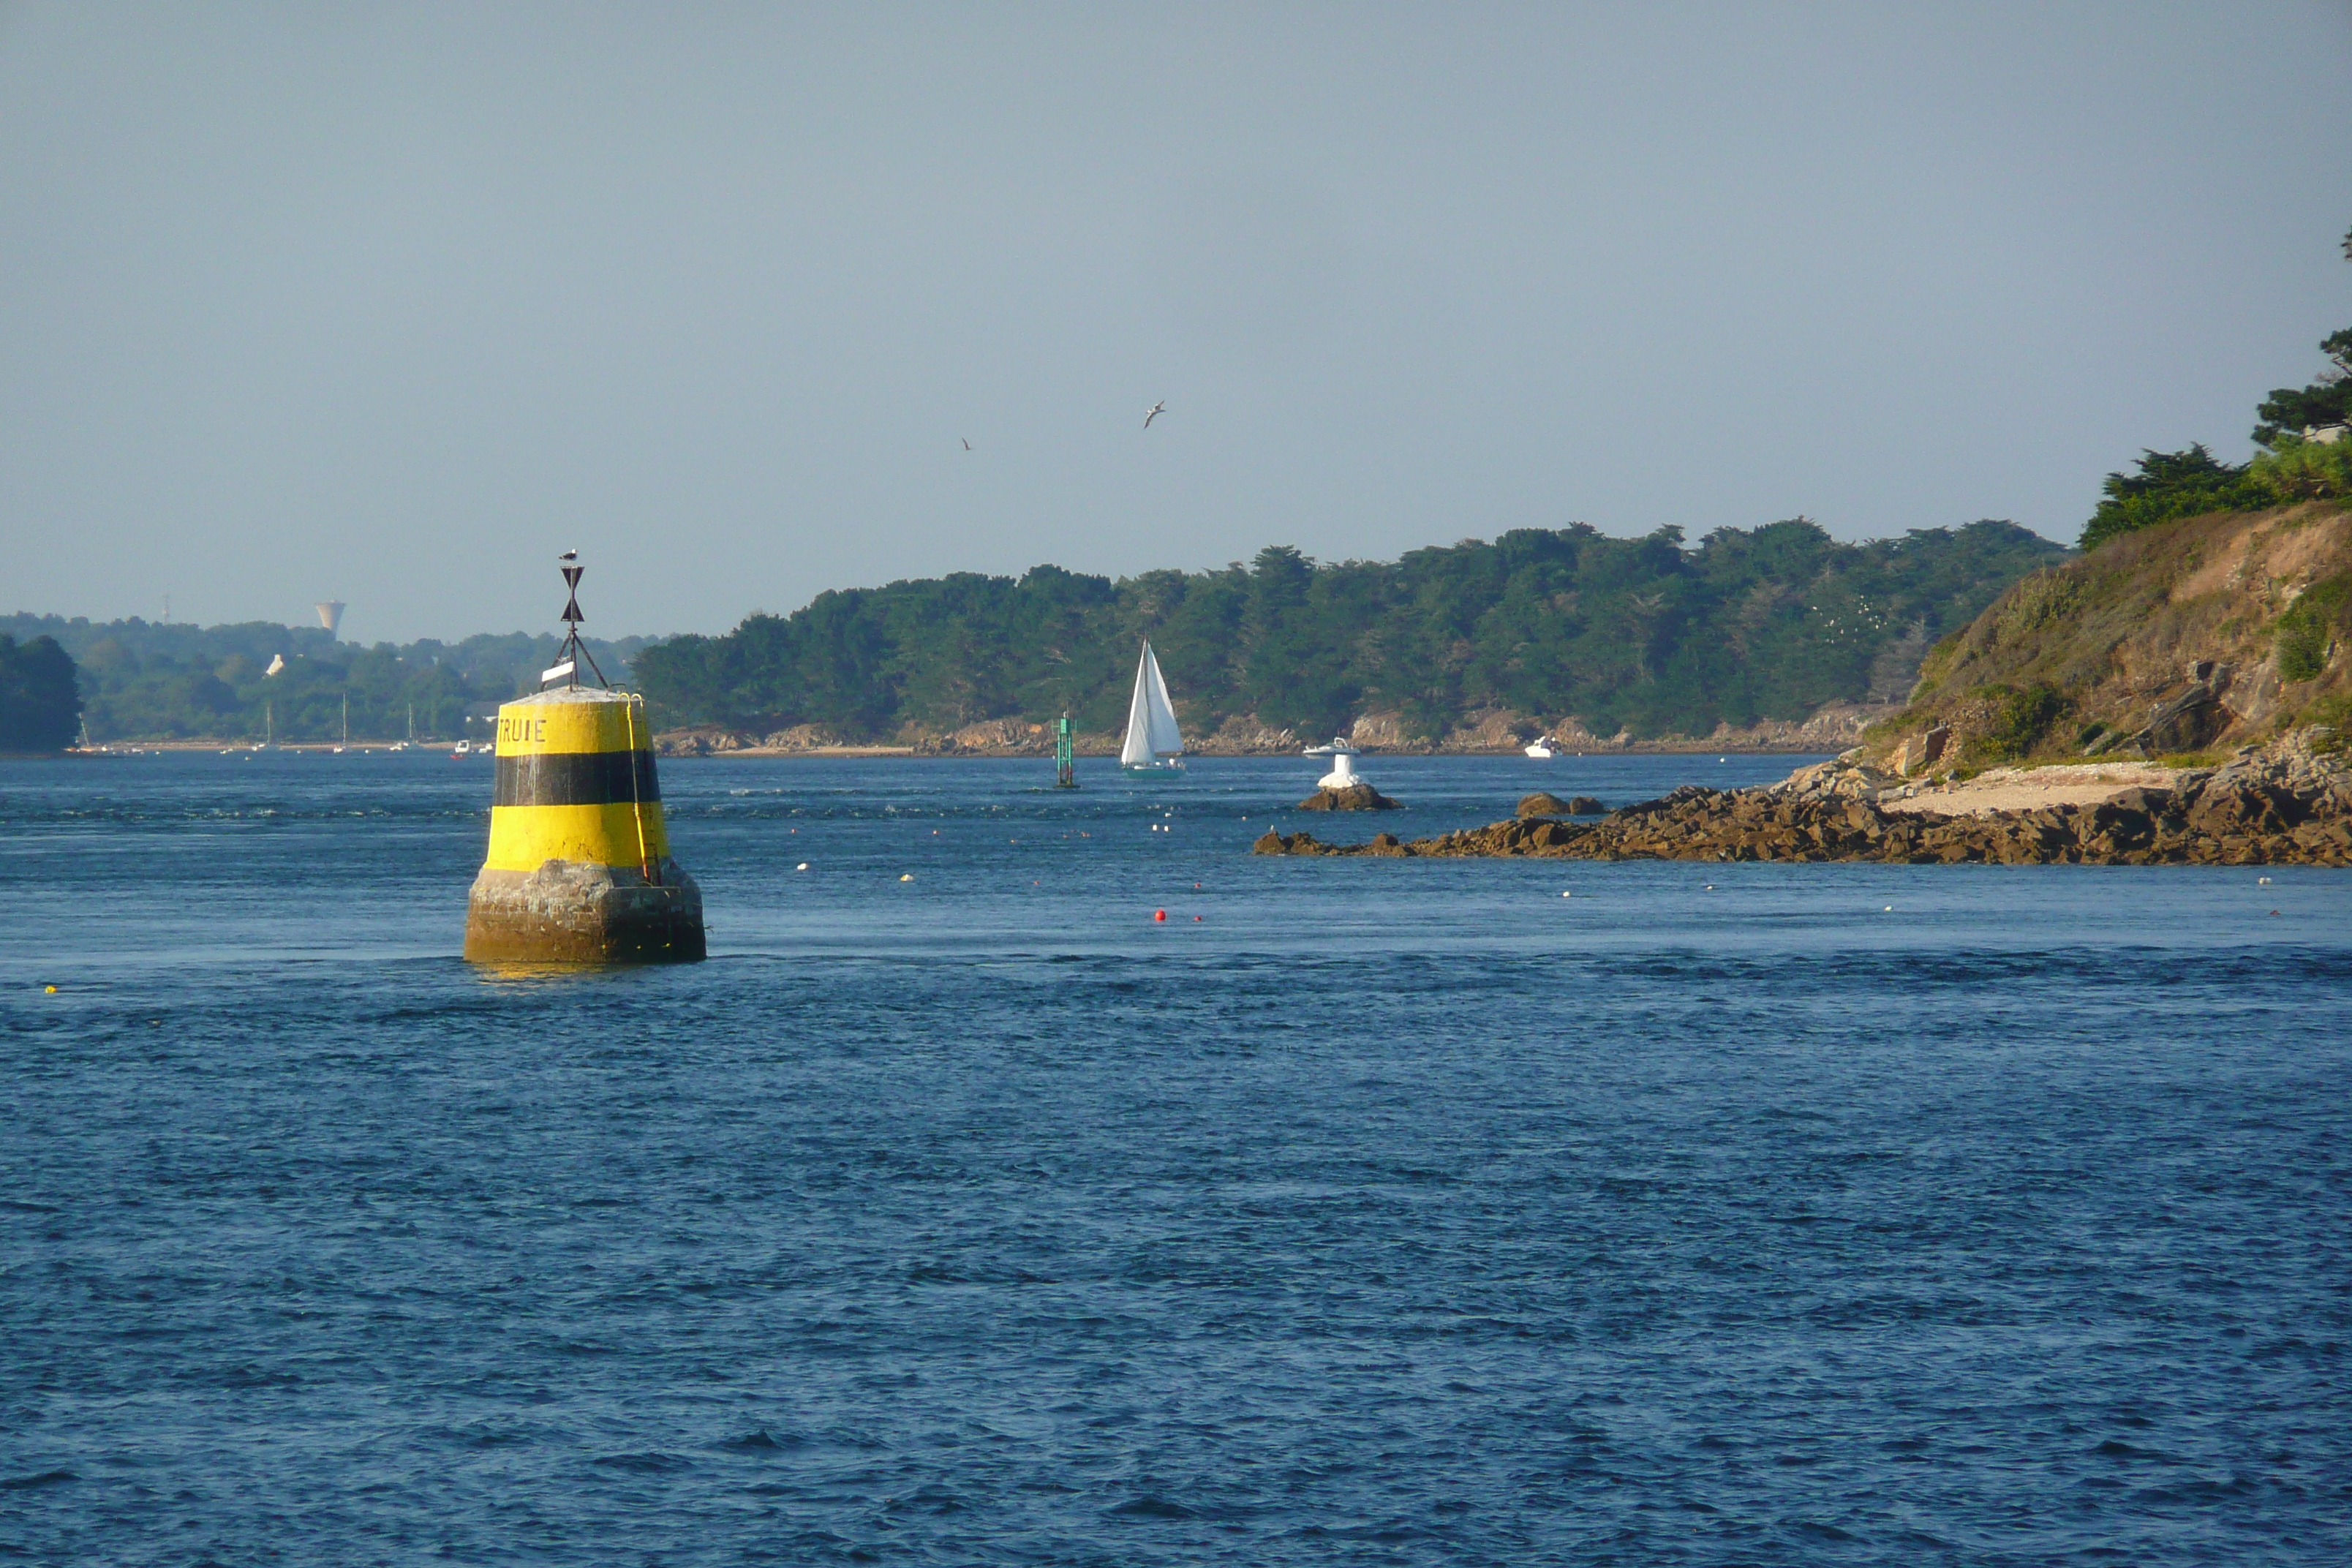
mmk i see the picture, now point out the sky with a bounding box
[4,3,2349,644]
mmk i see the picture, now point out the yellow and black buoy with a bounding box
[462,558,704,964]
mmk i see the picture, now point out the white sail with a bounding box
[1120,641,1185,766]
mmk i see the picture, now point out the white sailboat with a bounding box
[1119,641,1186,776]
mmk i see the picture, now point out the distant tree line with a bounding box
[635,519,2068,743]
[0,614,651,744]
[2082,230,2352,551]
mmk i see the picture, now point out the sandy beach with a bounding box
[1881,763,2187,817]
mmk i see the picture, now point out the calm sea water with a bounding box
[3,750,2347,1566]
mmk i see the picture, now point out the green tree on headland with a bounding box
[0,634,83,753]
[2081,227,2352,550]
[2079,445,2270,553]
[2250,327,2352,448]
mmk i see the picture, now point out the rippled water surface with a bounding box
[4,750,2348,1565]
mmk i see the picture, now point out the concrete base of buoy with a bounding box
[464,857,705,964]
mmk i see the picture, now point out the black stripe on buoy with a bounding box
[494,750,663,807]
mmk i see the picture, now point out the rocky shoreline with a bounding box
[1254,730,2352,867]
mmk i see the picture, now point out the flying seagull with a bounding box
[962,439,971,451]
[1143,400,1166,429]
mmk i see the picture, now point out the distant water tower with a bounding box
[315,600,346,638]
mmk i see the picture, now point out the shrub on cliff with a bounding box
[1973,683,2066,763]
[2249,434,2352,503]
[2275,575,2351,684]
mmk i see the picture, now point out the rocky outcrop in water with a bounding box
[1297,782,1401,811]
[1517,791,1608,817]
[1256,732,2352,866]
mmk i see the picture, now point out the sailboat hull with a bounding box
[1121,760,1185,777]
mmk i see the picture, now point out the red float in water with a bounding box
[1153,909,1166,921]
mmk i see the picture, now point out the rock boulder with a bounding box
[1297,782,1402,811]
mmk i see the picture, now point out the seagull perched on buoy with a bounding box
[1143,400,1166,429]
[558,549,576,562]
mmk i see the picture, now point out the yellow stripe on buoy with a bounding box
[483,803,671,871]
[491,698,642,756]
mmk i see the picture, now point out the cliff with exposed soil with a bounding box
[1870,503,2350,772]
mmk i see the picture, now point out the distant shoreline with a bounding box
[661,745,1841,760]
[53,740,1841,759]
[65,742,458,755]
